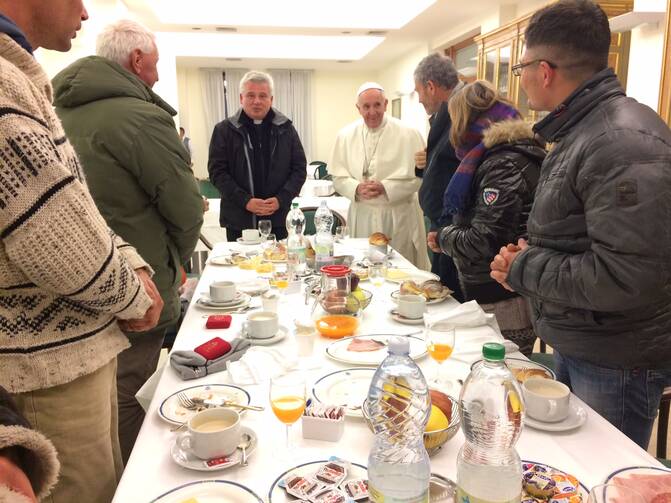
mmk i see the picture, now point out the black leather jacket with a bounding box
[438,120,544,304]
[508,69,671,369]
[208,108,307,230]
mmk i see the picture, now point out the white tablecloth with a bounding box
[114,239,662,502]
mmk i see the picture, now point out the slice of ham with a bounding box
[612,471,671,502]
[347,338,385,352]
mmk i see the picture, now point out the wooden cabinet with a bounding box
[474,1,633,120]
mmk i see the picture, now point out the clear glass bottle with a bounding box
[367,337,431,503]
[286,202,306,275]
[314,199,334,233]
[456,342,524,503]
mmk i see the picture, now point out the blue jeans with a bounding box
[554,351,671,450]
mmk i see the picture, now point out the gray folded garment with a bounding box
[170,337,251,380]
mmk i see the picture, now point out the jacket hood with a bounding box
[228,107,290,129]
[482,119,534,149]
[52,56,176,116]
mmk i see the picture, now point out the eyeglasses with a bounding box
[511,59,558,77]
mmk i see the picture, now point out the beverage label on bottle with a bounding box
[456,487,520,503]
[369,484,428,503]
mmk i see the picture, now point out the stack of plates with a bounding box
[196,292,251,310]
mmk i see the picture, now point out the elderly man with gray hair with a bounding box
[52,19,203,465]
[413,53,464,299]
[208,70,307,241]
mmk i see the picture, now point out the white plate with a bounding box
[385,268,440,284]
[312,368,376,418]
[240,325,288,346]
[523,397,587,432]
[171,426,257,472]
[325,334,427,366]
[237,279,270,296]
[390,290,450,305]
[268,459,367,502]
[195,296,251,311]
[237,237,263,245]
[391,309,425,325]
[151,480,263,503]
[604,465,671,501]
[208,255,236,266]
[200,292,247,306]
[158,384,251,425]
[522,460,589,499]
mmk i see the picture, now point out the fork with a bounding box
[177,392,196,409]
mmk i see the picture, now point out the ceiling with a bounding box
[117,0,489,70]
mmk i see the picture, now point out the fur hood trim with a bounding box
[482,119,535,149]
[0,426,59,500]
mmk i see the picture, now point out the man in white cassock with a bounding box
[329,82,430,269]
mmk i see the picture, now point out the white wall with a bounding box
[625,0,668,110]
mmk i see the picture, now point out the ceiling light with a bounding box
[151,0,435,29]
[157,32,384,60]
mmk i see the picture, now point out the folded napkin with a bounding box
[226,347,299,385]
[170,337,251,380]
[423,300,498,329]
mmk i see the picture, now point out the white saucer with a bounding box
[237,237,262,245]
[201,292,245,306]
[171,426,257,472]
[524,398,587,432]
[390,309,425,325]
[209,256,236,266]
[196,295,251,311]
[240,325,288,346]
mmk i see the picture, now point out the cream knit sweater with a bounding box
[0,35,153,393]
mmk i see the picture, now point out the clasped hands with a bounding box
[490,238,528,292]
[356,180,386,200]
[119,268,163,333]
[246,197,280,216]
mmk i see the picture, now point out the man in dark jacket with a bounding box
[53,20,203,463]
[490,0,671,448]
[208,71,307,241]
[413,54,464,300]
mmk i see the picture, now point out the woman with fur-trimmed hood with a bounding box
[0,387,59,502]
[428,80,546,356]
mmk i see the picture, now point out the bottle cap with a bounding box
[482,342,505,361]
[388,336,409,355]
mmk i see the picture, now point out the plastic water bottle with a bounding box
[457,342,524,503]
[367,337,431,503]
[314,200,334,233]
[314,227,334,270]
[286,203,306,275]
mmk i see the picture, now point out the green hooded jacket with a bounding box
[52,56,204,330]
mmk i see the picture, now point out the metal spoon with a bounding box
[237,433,252,466]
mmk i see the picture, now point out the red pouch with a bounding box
[205,314,232,329]
[194,337,231,360]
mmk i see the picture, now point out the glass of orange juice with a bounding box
[425,320,456,392]
[270,372,307,452]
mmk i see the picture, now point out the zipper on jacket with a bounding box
[242,132,257,228]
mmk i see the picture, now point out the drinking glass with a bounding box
[587,484,645,503]
[270,372,307,452]
[271,270,289,293]
[258,220,272,241]
[369,261,387,288]
[335,225,349,242]
[425,320,456,392]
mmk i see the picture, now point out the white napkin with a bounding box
[226,347,299,385]
[423,300,498,329]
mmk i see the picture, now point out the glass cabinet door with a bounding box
[497,46,511,97]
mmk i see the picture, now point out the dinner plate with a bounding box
[391,289,450,305]
[524,397,587,432]
[171,426,257,472]
[195,295,251,311]
[239,325,288,346]
[325,334,427,366]
[236,237,263,245]
[268,459,368,502]
[604,465,671,501]
[200,292,247,306]
[158,384,251,425]
[385,268,440,284]
[390,309,425,325]
[237,279,270,296]
[312,368,376,418]
[151,480,263,503]
[521,461,589,500]
[208,255,236,266]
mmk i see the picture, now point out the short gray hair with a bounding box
[239,71,274,96]
[414,53,459,90]
[96,20,156,67]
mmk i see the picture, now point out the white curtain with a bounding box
[199,69,227,143]
[223,68,248,119]
[269,69,313,161]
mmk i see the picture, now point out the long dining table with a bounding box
[113,238,664,502]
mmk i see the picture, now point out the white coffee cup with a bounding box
[242,229,260,242]
[397,294,427,319]
[210,280,236,302]
[523,377,571,422]
[242,311,278,339]
[177,408,241,460]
